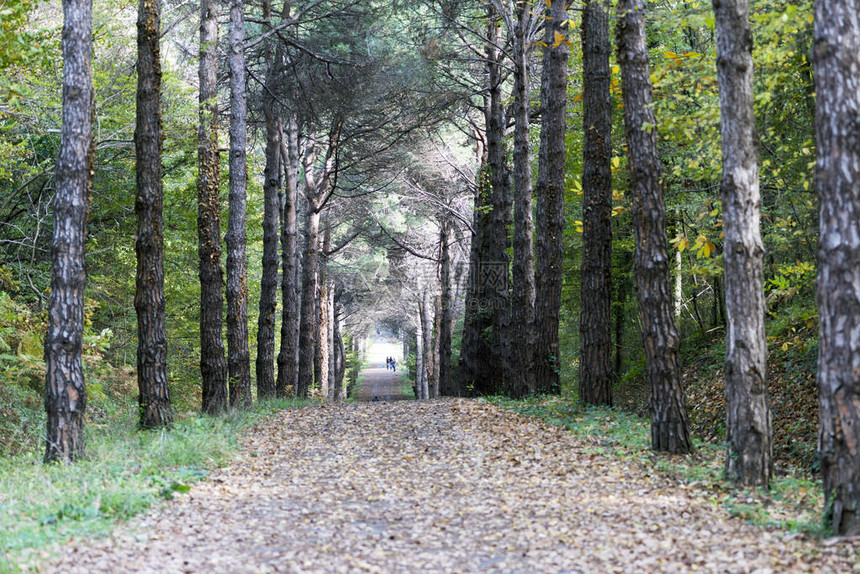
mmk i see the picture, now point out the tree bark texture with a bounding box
[44,0,93,463]
[508,0,537,399]
[456,14,510,396]
[438,222,454,396]
[327,280,336,399]
[197,0,228,414]
[713,0,772,487]
[297,206,320,399]
[432,286,442,398]
[421,288,434,398]
[135,0,172,428]
[812,0,860,536]
[226,0,251,408]
[579,0,614,407]
[332,299,345,401]
[255,51,281,400]
[415,304,427,399]
[316,224,331,399]
[456,171,492,395]
[534,0,570,396]
[617,0,692,453]
[276,113,300,397]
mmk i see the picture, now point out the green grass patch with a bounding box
[0,398,309,572]
[398,374,416,400]
[486,394,829,537]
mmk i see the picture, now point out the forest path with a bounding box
[355,340,410,402]
[47,400,855,573]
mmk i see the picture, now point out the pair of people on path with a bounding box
[385,356,397,372]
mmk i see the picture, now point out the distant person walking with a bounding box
[391,358,396,372]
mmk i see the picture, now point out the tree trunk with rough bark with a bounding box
[327,281,336,398]
[457,14,510,396]
[432,285,442,398]
[276,113,300,397]
[135,0,172,428]
[316,223,331,398]
[44,0,93,463]
[421,287,434,398]
[579,0,613,407]
[255,48,281,400]
[297,204,320,398]
[415,305,427,399]
[197,0,228,414]
[438,222,453,396]
[617,0,692,453]
[507,0,536,399]
[225,0,251,409]
[713,0,772,487]
[534,0,570,396]
[332,298,345,401]
[812,0,860,536]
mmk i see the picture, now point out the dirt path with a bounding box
[46,400,857,573]
[355,340,410,402]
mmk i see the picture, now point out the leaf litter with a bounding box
[44,399,858,573]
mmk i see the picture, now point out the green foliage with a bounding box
[0,0,55,101]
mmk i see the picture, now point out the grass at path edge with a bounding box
[485,395,831,539]
[0,398,310,573]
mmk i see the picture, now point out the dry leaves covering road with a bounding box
[46,399,858,573]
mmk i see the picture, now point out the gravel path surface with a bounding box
[44,399,858,573]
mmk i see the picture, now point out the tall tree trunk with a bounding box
[315,279,329,397]
[432,285,442,398]
[713,0,772,487]
[197,0,228,414]
[297,204,320,398]
[812,0,860,536]
[579,0,614,407]
[617,0,692,453]
[438,222,453,396]
[332,298,345,401]
[327,280,336,398]
[508,1,536,398]
[421,287,434,398]
[316,223,331,398]
[255,47,281,400]
[415,304,427,399]
[457,14,510,396]
[226,0,251,408]
[534,0,570,396]
[276,113,300,397]
[135,0,172,428]
[44,0,93,463]
[484,13,513,396]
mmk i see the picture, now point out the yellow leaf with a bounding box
[663,51,679,59]
[572,92,583,104]
[678,237,689,252]
[544,0,551,8]
[552,31,565,49]
[781,342,789,351]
